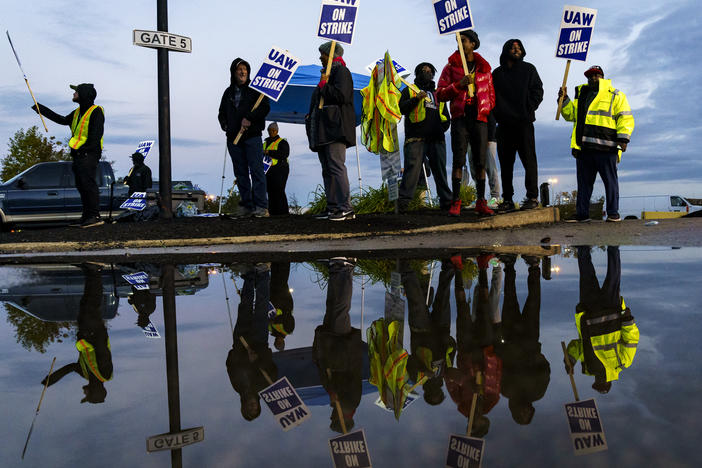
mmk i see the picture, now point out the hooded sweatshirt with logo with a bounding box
[491,39,543,125]
[218,58,271,143]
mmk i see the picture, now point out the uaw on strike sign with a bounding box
[433,0,474,35]
[250,47,301,102]
[317,0,360,45]
[555,5,597,61]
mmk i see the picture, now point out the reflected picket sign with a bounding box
[317,0,360,45]
[446,434,484,468]
[565,398,608,455]
[122,271,150,290]
[329,429,372,468]
[146,426,204,452]
[259,376,311,431]
[141,322,161,339]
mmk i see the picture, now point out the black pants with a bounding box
[496,122,538,200]
[266,162,289,215]
[72,153,100,219]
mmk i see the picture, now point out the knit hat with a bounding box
[319,41,344,57]
[459,29,480,50]
[584,65,604,78]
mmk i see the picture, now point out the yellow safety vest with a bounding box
[561,79,634,162]
[407,87,448,124]
[69,105,104,150]
[263,137,286,166]
[268,307,291,336]
[76,338,112,382]
[566,298,639,382]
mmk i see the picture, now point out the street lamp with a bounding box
[547,178,558,205]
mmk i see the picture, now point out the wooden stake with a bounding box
[455,32,474,98]
[398,77,432,102]
[239,335,273,385]
[555,60,571,120]
[26,79,48,132]
[466,371,481,435]
[22,357,56,459]
[561,341,579,401]
[233,94,265,145]
[327,368,347,433]
[318,41,337,110]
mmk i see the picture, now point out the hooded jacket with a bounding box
[34,83,104,157]
[398,73,450,141]
[218,58,271,143]
[436,51,495,122]
[492,39,544,124]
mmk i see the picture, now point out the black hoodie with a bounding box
[398,63,450,141]
[34,83,104,156]
[492,39,543,124]
[218,58,270,143]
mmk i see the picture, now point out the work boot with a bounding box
[497,199,516,213]
[475,199,495,216]
[252,207,270,218]
[520,198,539,210]
[80,217,104,228]
[448,200,461,217]
[236,205,253,217]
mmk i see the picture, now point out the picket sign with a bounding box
[432,0,475,97]
[446,371,484,467]
[555,5,598,119]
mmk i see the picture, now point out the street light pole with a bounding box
[157,0,173,219]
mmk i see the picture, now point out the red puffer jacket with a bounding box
[437,51,495,122]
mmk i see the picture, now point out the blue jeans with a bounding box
[576,149,619,219]
[399,139,452,208]
[228,137,267,210]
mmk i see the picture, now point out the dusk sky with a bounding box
[1,0,699,206]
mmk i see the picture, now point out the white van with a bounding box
[618,195,702,219]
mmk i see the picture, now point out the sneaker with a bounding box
[80,217,104,228]
[448,200,461,217]
[329,210,355,221]
[236,206,253,217]
[252,207,270,218]
[475,199,495,216]
[466,200,477,209]
[565,216,591,223]
[313,211,329,220]
[520,198,540,210]
[487,197,499,210]
[497,199,516,213]
[606,215,622,222]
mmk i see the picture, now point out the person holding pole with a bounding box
[437,30,496,217]
[397,62,452,212]
[492,39,544,212]
[263,122,291,216]
[559,66,635,222]
[124,152,153,196]
[31,83,105,228]
[305,42,356,221]
[218,58,271,218]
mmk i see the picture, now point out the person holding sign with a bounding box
[31,83,105,228]
[306,42,356,221]
[492,39,544,212]
[124,152,153,195]
[219,58,271,218]
[268,262,295,351]
[263,123,291,216]
[398,63,452,212]
[565,246,639,393]
[436,30,496,217]
[559,66,635,222]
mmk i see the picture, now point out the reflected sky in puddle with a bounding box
[1,246,700,467]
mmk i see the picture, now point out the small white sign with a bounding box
[123,271,150,290]
[365,58,409,78]
[133,30,192,53]
[565,398,608,455]
[142,322,161,339]
[146,426,204,452]
[135,140,155,158]
[259,377,311,431]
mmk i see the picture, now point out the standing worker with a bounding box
[398,62,452,212]
[559,66,635,222]
[31,83,105,227]
[124,152,152,195]
[219,58,271,218]
[492,39,544,212]
[263,122,291,216]
[305,42,356,221]
[437,30,496,217]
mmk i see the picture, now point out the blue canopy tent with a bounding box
[268,64,370,125]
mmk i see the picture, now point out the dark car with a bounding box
[0,161,128,229]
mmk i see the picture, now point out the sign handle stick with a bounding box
[318,41,337,110]
[398,77,432,102]
[406,375,428,395]
[239,336,273,385]
[555,60,571,120]
[326,368,347,434]
[218,144,228,215]
[466,370,481,435]
[233,94,265,145]
[21,357,56,459]
[455,32,474,98]
[25,79,49,132]
[561,341,580,401]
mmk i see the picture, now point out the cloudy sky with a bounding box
[1,0,700,205]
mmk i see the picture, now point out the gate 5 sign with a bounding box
[555,5,597,61]
[133,30,192,53]
[317,0,360,45]
[433,0,474,35]
[250,47,301,102]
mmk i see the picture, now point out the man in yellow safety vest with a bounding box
[32,83,105,227]
[262,122,291,215]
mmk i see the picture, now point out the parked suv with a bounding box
[0,161,128,229]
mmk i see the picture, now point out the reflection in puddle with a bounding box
[1,247,700,467]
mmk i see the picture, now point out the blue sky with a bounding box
[1,0,700,205]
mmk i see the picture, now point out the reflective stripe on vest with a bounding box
[263,137,285,166]
[407,88,447,124]
[76,338,112,382]
[69,105,104,150]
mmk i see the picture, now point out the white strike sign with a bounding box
[565,398,607,455]
[135,140,155,158]
[433,0,474,35]
[317,0,360,45]
[133,30,192,53]
[259,376,311,431]
[364,58,409,78]
[120,192,148,212]
[250,47,301,102]
[555,5,597,61]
